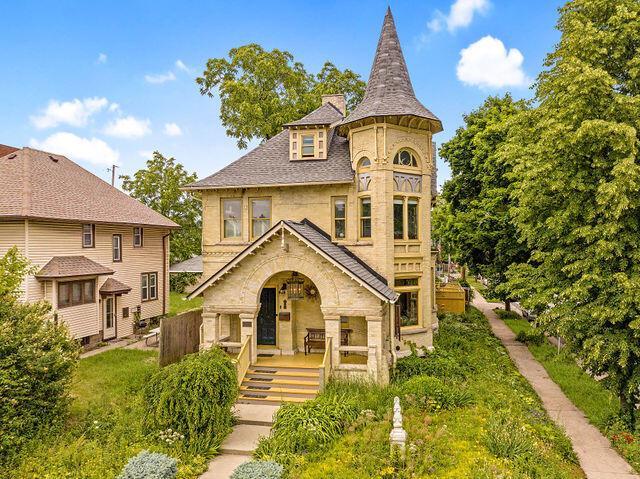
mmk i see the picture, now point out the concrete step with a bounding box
[219,424,272,455]
[240,385,318,398]
[246,368,319,380]
[200,453,250,479]
[233,403,279,426]
[242,377,319,390]
[237,394,308,406]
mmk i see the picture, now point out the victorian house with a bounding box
[186,8,442,399]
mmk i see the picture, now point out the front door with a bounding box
[103,296,116,340]
[257,288,277,345]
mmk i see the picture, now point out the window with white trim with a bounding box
[82,224,94,248]
[133,227,143,247]
[141,272,158,301]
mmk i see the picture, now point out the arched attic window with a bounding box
[359,157,371,169]
[393,149,418,167]
[357,157,372,192]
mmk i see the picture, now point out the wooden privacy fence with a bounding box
[159,309,203,367]
[436,282,466,314]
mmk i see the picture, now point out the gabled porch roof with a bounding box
[188,219,398,303]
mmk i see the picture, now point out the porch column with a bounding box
[201,312,220,350]
[366,315,384,382]
[324,315,341,367]
[239,312,257,363]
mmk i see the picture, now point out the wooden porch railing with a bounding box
[233,335,251,386]
[319,337,332,392]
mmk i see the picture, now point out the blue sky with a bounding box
[0,0,562,188]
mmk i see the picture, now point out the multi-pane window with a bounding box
[251,198,271,239]
[301,134,315,158]
[112,234,122,262]
[141,272,158,301]
[82,224,94,248]
[58,279,95,308]
[398,291,419,327]
[133,227,143,247]
[333,197,347,240]
[223,199,242,239]
[393,197,419,240]
[360,197,371,238]
[393,149,418,167]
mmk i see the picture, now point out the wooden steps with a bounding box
[238,364,320,405]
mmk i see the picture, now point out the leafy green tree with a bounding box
[120,152,201,265]
[435,95,530,309]
[196,43,365,148]
[0,246,35,303]
[503,0,640,426]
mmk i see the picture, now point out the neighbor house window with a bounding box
[360,197,371,238]
[251,198,271,239]
[58,280,95,309]
[82,224,95,248]
[332,196,347,240]
[141,272,158,301]
[301,134,315,158]
[223,198,242,239]
[133,227,143,247]
[112,234,122,262]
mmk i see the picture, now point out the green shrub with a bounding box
[494,309,521,320]
[255,395,358,465]
[230,460,283,479]
[142,347,237,454]
[322,380,399,418]
[117,450,177,479]
[393,351,466,382]
[170,272,200,294]
[484,412,534,459]
[515,329,545,346]
[0,300,79,461]
[401,375,473,411]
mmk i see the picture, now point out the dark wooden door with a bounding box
[257,288,277,345]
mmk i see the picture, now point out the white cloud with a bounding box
[175,59,191,73]
[108,103,120,113]
[163,122,182,137]
[144,71,176,84]
[30,132,120,166]
[31,97,109,129]
[457,36,530,88]
[96,53,107,64]
[139,150,154,160]
[428,0,490,33]
[103,115,151,139]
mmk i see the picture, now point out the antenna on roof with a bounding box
[107,164,119,187]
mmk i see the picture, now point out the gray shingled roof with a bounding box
[184,128,354,190]
[341,8,441,129]
[99,277,132,294]
[283,102,344,127]
[36,256,114,278]
[170,255,203,273]
[285,219,398,302]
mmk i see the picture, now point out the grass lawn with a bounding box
[3,348,208,479]
[502,317,640,471]
[169,290,203,316]
[258,307,584,478]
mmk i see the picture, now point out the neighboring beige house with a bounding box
[185,8,442,396]
[0,145,178,346]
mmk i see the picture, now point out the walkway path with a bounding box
[200,403,278,479]
[473,293,639,479]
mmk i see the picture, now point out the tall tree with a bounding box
[504,0,640,426]
[120,152,201,264]
[435,94,530,308]
[196,43,365,148]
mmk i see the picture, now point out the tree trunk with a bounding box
[505,299,511,312]
[620,390,637,430]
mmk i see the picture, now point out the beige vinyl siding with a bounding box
[23,221,169,339]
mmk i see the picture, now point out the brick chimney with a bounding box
[321,94,346,117]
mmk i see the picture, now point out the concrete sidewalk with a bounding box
[473,294,639,479]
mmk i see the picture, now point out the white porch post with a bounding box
[239,312,257,363]
[201,312,220,350]
[324,314,341,368]
[366,315,384,382]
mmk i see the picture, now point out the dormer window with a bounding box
[301,134,315,158]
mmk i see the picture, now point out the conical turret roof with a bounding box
[341,8,441,130]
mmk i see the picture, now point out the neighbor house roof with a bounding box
[0,144,18,157]
[283,102,344,127]
[340,8,441,130]
[35,256,114,279]
[170,255,203,274]
[99,277,132,295]
[188,219,398,302]
[184,128,353,190]
[0,147,179,228]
